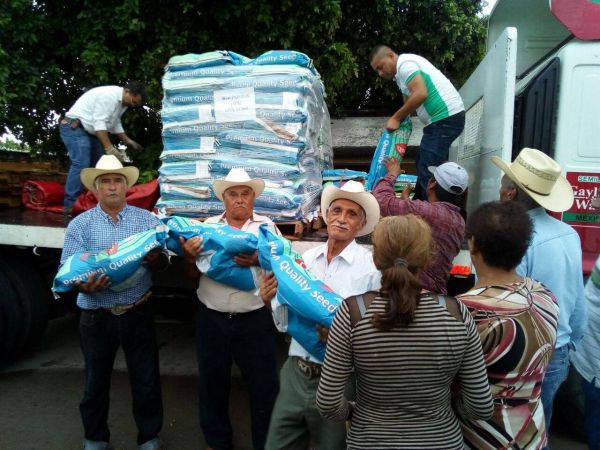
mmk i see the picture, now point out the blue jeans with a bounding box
[582,376,600,450]
[79,302,163,448]
[60,123,104,209]
[541,345,570,441]
[196,302,279,450]
[413,111,465,201]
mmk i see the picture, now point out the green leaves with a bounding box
[1,0,485,174]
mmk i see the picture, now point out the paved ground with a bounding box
[0,308,589,450]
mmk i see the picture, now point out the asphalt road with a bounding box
[0,307,589,450]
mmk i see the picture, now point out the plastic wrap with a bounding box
[159,50,332,222]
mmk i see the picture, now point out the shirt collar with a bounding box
[95,203,129,222]
[217,212,267,226]
[528,206,546,217]
[316,239,359,265]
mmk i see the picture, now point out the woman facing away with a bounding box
[316,214,493,449]
[456,201,559,449]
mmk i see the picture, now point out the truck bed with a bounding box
[0,208,67,249]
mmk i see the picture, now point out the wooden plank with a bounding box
[311,214,326,231]
[0,196,22,207]
[331,116,423,149]
[275,221,305,241]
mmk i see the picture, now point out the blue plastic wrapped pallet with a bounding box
[158,50,332,223]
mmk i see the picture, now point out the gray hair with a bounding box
[503,176,539,210]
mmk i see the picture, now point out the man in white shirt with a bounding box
[260,181,381,450]
[60,82,146,214]
[181,168,279,450]
[370,45,465,200]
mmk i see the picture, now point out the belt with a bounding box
[104,291,152,316]
[60,117,81,128]
[204,304,266,319]
[293,356,322,378]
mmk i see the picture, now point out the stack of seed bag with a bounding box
[365,118,416,193]
[157,50,332,222]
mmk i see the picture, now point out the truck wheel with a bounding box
[0,257,50,352]
[0,268,24,361]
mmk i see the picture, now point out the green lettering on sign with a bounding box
[563,212,600,223]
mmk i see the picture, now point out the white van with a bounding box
[450,0,600,274]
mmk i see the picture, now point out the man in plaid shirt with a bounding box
[373,158,468,294]
[60,155,166,450]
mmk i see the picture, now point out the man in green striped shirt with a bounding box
[370,45,465,200]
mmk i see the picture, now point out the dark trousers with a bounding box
[413,111,465,200]
[196,302,279,450]
[582,376,600,450]
[79,302,163,445]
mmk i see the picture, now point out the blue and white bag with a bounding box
[258,225,342,360]
[53,226,167,295]
[165,216,259,291]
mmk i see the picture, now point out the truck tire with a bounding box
[0,268,24,361]
[0,257,50,352]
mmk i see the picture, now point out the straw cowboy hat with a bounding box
[80,155,139,192]
[321,180,381,236]
[213,167,265,201]
[491,147,574,212]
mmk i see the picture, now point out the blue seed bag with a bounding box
[53,226,168,295]
[250,50,315,73]
[165,216,260,291]
[258,224,342,360]
[365,118,413,191]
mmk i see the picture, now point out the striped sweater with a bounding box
[316,293,493,449]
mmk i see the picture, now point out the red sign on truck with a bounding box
[562,171,600,274]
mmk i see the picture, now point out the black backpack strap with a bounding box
[436,294,463,322]
[345,291,378,328]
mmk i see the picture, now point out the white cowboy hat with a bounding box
[80,155,139,192]
[321,180,380,236]
[491,147,574,212]
[212,167,265,201]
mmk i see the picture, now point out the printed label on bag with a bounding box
[214,87,256,123]
[199,137,216,154]
[195,161,211,178]
[198,104,214,123]
[282,92,298,109]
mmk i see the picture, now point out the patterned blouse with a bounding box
[316,293,493,449]
[457,277,559,449]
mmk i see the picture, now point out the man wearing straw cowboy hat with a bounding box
[259,180,381,450]
[180,168,279,450]
[494,147,587,439]
[60,154,166,450]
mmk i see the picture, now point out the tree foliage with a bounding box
[0,0,485,172]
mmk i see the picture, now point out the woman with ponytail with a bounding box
[316,215,493,449]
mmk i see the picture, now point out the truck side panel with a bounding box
[450,27,517,211]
